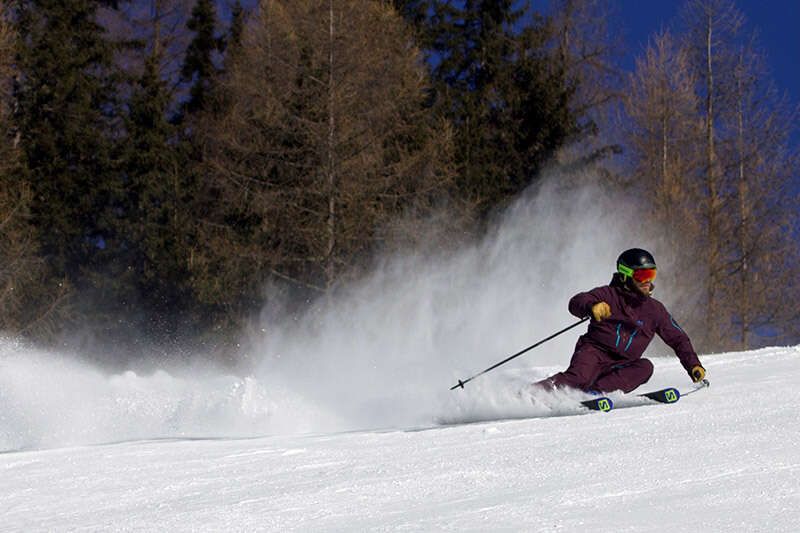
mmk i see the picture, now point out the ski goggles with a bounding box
[618,264,657,283]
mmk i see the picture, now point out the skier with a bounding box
[535,248,706,394]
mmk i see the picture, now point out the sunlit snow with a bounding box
[1,346,798,531]
[1,180,797,531]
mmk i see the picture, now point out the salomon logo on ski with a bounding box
[640,387,681,403]
[581,397,614,412]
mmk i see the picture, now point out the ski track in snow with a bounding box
[0,346,798,531]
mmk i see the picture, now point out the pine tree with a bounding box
[0,0,69,337]
[398,1,579,216]
[225,0,244,63]
[123,45,197,338]
[93,0,221,342]
[391,0,431,32]
[723,38,799,348]
[681,0,744,348]
[547,0,622,170]
[0,1,16,180]
[13,0,123,333]
[624,0,800,350]
[624,30,707,339]
[188,0,457,328]
[180,0,222,116]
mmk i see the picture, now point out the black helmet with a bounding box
[617,248,656,279]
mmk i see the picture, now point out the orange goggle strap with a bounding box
[618,264,656,282]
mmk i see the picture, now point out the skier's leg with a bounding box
[593,358,654,393]
[534,343,609,392]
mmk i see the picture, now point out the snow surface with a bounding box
[2,181,797,530]
[1,345,798,532]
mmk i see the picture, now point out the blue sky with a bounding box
[613,0,799,210]
[615,0,799,106]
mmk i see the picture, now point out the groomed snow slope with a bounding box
[1,346,798,532]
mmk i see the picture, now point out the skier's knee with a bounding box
[640,358,654,377]
[635,358,654,386]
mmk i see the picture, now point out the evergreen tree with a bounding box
[547,0,622,170]
[623,0,800,350]
[398,1,579,216]
[189,0,457,329]
[225,0,244,62]
[682,0,745,348]
[13,0,124,337]
[180,0,223,116]
[720,35,799,348]
[391,0,431,33]
[0,0,70,338]
[624,30,707,344]
[123,46,197,339]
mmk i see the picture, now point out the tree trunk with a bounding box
[736,51,750,349]
[325,0,336,291]
[704,12,721,348]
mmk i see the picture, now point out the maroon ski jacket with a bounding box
[569,277,702,376]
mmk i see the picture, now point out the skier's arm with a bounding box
[655,308,703,378]
[568,287,612,319]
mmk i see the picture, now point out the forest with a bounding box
[0,0,797,360]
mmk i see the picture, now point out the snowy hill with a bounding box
[2,182,797,531]
[1,345,798,532]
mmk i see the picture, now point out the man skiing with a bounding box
[535,248,706,394]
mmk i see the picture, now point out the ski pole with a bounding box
[450,316,590,390]
[682,379,710,396]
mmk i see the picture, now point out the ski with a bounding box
[612,380,709,410]
[523,381,707,416]
[584,380,708,412]
[580,389,675,413]
[638,386,681,404]
[580,396,614,412]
